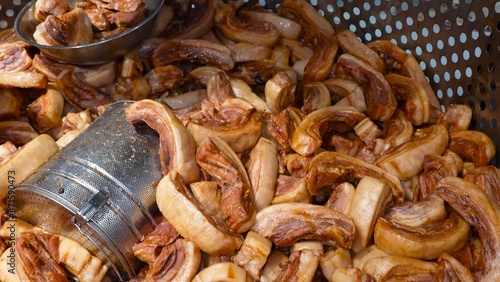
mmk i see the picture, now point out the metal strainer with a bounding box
[15,101,163,281]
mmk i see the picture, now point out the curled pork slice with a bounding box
[417,151,463,200]
[291,105,365,157]
[362,255,436,282]
[251,202,355,248]
[265,71,296,115]
[161,0,216,39]
[336,29,385,73]
[0,44,32,73]
[436,253,475,282]
[385,73,431,126]
[335,53,397,121]
[188,98,262,153]
[377,124,449,180]
[214,1,280,47]
[125,99,200,183]
[267,107,305,154]
[306,151,405,201]
[131,239,201,282]
[0,120,38,145]
[34,8,94,46]
[196,137,256,233]
[132,218,179,264]
[152,39,235,71]
[55,70,113,113]
[437,104,472,131]
[230,59,297,86]
[448,130,496,167]
[436,177,500,282]
[368,40,441,118]
[464,165,500,206]
[16,231,67,282]
[275,250,318,282]
[301,81,331,113]
[382,109,414,148]
[33,0,70,21]
[239,6,302,39]
[383,195,447,228]
[278,0,337,82]
[374,210,470,260]
[156,171,243,255]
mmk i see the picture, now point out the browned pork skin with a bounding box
[306,151,405,200]
[437,104,472,132]
[34,8,94,46]
[336,29,385,73]
[383,195,447,227]
[417,151,463,200]
[290,105,366,157]
[362,255,436,281]
[277,0,338,82]
[132,218,179,264]
[131,239,201,282]
[436,177,500,282]
[464,166,500,206]
[435,253,475,282]
[368,40,441,117]
[374,210,470,260]
[196,137,256,233]
[156,171,243,256]
[233,231,272,280]
[187,98,262,153]
[33,0,70,22]
[214,1,280,47]
[251,202,356,248]
[335,53,397,121]
[152,39,235,71]
[275,250,318,282]
[125,99,200,183]
[448,130,496,167]
[16,232,68,282]
[0,44,32,73]
[55,70,113,113]
[0,120,39,145]
[376,124,449,180]
[385,73,431,126]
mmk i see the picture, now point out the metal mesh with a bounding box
[15,101,163,280]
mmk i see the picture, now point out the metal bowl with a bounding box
[13,0,164,65]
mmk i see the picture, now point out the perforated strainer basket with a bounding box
[15,101,163,281]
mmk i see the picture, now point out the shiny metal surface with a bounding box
[15,101,163,281]
[12,0,164,65]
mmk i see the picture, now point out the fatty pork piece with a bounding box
[16,231,68,282]
[34,8,94,46]
[34,0,70,22]
[0,43,32,73]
